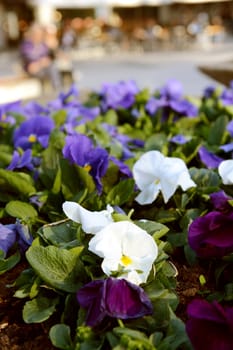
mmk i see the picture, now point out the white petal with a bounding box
[62,201,113,234]
[135,183,161,205]
[88,221,158,285]
[218,160,233,184]
[133,151,164,190]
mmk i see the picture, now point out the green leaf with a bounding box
[26,245,84,292]
[49,324,73,350]
[23,295,59,323]
[207,115,228,145]
[39,220,79,248]
[106,179,134,206]
[0,251,20,275]
[189,167,221,191]
[5,200,38,220]
[0,169,35,196]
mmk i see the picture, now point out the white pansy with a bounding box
[62,201,114,234]
[218,160,233,185]
[88,221,158,285]
[132,150,196,204]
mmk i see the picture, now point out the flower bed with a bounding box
[1,79,233,350]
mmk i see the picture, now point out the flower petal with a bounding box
[62,201,113,234]
[218,160,233,185]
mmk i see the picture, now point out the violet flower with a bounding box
[62,134,109,193]
[13,115,55,150]
[220,82,233,106]
[0,224,16,257]
[0,220,32,257]
[100,80,139,111]
[210,190,233,213]
[188,211,233,258]
[77,277,153,328]
[186,299,233,350]
[203,85,216,99]
[169,134,190,145]
[64,105,100,133]
[220,120,233,153]
[198,145,223,169]
[0,101,20,125]
[146,79,198,118]
[7,149,38,172]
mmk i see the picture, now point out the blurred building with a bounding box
[0,0,232,49]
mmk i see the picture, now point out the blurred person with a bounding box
[20,23,62,91]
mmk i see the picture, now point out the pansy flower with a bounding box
[188,210,233,258]
[0,220,33,257]
[218,159,233,185]
[210,190,233,213]
[145,79,198,119]
[198,145,223,169]
[77,277,153,328]
[7,149,40,172]
[0,101,20,125]
[186,299,233,350]
[100,80,139,111]
[220,81,233,106]
[13,115,55,150]
[88,221,158,285]
[62,134,109,193]
[132,150,196,205]
[62,201,114,234]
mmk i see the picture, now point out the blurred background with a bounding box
[0,0,232,103]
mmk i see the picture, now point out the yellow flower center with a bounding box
[2,114,6,121]
[155,179,160,185]
[84,164,92,172]
[28,134,37,143]
[121,255,132,266]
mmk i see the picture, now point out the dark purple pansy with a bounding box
[210,190,233,213]
[77,277,153,328]
[13,115,55,150]
[62,134,109,193]
[186,299,233,350]
[198,145,223,169]
[100,80,139,111]
[188,211,233,258]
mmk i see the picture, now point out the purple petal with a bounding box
[188,211,233,258]
[198,146,223,169]
[0,224,16,257]
[186,299,233,350]
[77,277,152,328]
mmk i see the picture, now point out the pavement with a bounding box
[0,40,232,105]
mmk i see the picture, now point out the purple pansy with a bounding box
[64,105,100,133]
[203,85,216,99]
[0,224,16,257]
[100,80,139,111]
[169,134,190,145]
[186,299,233,350]
[102,124,144,160]
[63,134,109,193]
[198,145,223,169]
[13,115,55,150]
[220,82,233,106]
[6,149,39,172]
[146,79,198,118]
[77,277,153,328]
[0,220,33,257]
[210,190,233,213]
[188,210,233,258]
[0,101,21,125]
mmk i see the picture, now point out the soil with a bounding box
[0,262,55,350]
[0,256,209,349]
